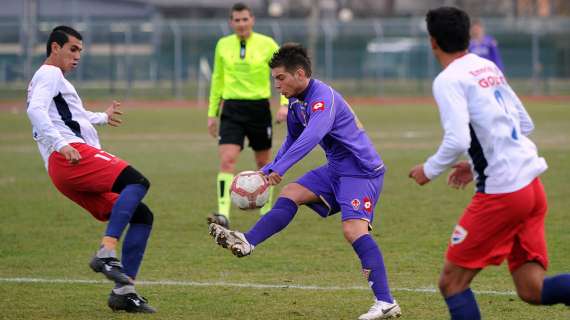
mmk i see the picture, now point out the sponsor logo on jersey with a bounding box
[351,198,361,210]
[311,101,325,112]
[451,225,468,245]
[363,197,372,213]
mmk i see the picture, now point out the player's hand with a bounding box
[59,145,81,164]
[275,105,288,124]
[409,164,430,185]
[267,172,282,186]
[105,100,123,127]
[207,117,218,138]
[447,161,473,189]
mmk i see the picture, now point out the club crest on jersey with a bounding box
[451,225,468,245]
[311,101,325,112]
[351,199,361,210]
[363,197,372,213]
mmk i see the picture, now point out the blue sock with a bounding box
[542,274,570,306]
[106,184,148,239]
[121,223,152,279]
[352,234,393,303]
[244,197,298,246]
[445,288,481,320]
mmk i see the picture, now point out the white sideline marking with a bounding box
[0,277,516,296]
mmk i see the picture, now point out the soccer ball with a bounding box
[230,171,270,210]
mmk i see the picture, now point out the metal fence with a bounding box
[1,17,570,100]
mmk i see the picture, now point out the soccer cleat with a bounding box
[108,291,156,313]
[358,299,401,320]
[208,223,253,257]
[89,256,132,285]
[206,212,230,228]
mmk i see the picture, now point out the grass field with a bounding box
[0,101,569,319]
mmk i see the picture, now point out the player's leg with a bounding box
[439,261,481,320]
[336,175,400,319]
[508,178,570,306]
[210,110,246,227]
[209,166,331,257]
[246,101,273,216]
[108,202,156,313]
[253,149,273,215]
[209,182,318,257]
[99,166,150,254]
[210,143,241,227]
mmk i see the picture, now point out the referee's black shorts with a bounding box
[219,99,272,151]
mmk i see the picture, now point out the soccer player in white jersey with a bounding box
[409,7,570,319]
[27,26,155,313]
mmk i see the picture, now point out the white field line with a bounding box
[0,277,516,296]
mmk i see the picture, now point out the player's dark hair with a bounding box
[230,2,252,18]
[269,43,312,77]
[46,25,82,57]
[426,7,470,53]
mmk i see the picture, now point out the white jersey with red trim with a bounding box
[26,64,108,169]
[423,53,547,194]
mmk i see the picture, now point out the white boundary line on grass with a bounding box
[0,277,516,296]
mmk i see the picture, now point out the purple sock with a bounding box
[445,288,481,320]
[106,184,148,239]
[542,274,570,306]
[244,197,298,246]
[352,234,393,303]
[121,223,152,279]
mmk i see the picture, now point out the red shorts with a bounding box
[446,178,548,273]
[48,143,129,222]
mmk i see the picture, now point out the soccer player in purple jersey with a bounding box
[209,43,401,320]
[468,19,504,71]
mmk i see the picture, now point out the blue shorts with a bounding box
[296,165,384,224]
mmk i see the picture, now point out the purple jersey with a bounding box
[469,35,504,71]
[262,79,384,178]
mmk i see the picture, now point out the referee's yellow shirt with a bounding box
[208,32,287,117]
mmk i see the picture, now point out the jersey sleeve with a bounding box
[424,77,471,180]
[85,110,109,125]
[208,40,224,117]
[269,94,335,176]
[26,68,68,152]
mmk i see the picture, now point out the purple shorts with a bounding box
[296,165,384,224]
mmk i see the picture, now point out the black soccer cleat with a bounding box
[89,256,132,285]
[206,212,230,228]
[108,292,156,313]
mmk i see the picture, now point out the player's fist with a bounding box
[207,117,218,138]
[105,100,123,127]
[59,145,81,164]
[409,164,430,185]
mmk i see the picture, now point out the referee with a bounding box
[207,2,288,227]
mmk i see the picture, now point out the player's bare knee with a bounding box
[220,156,237,172]
[438,268,470,297]
[342,220,368,243]
[279,183,306,206]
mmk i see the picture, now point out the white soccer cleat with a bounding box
[208,223,254,257]
[358,299,401,320]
